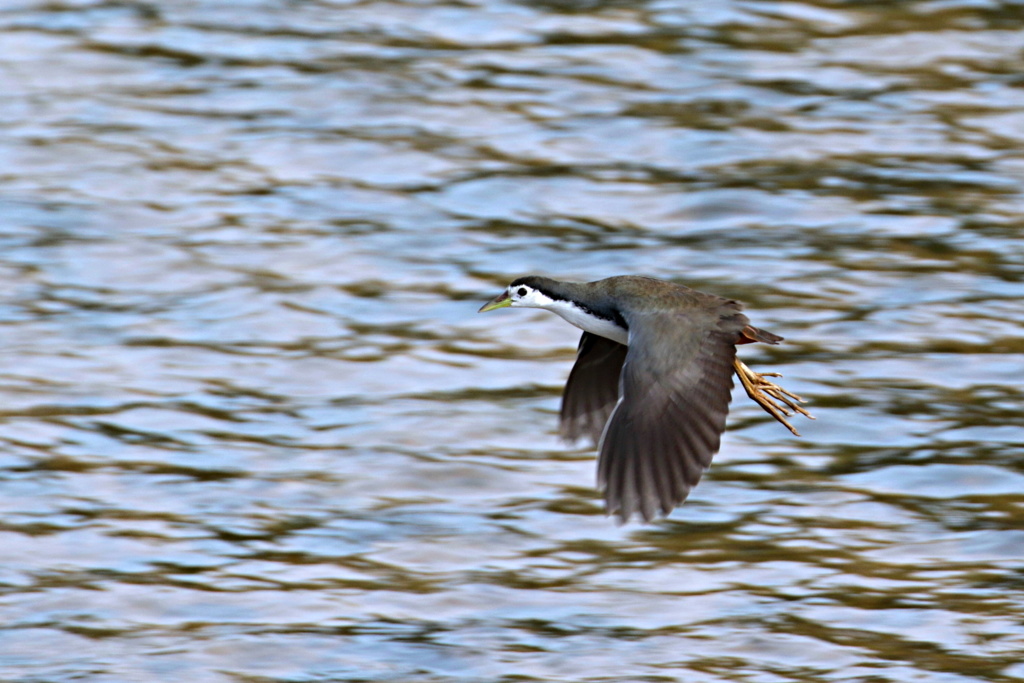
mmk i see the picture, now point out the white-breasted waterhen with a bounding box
[479,275,812,522]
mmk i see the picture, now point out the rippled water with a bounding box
[2,0,1023,681]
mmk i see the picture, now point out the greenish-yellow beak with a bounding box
[478,290,511,313]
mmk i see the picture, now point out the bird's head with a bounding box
[478,277,555,313]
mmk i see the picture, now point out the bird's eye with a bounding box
[517,287,528,297]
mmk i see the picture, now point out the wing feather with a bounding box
[559,333,628,444]
[598,308,748,522]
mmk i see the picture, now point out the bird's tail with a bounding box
[740,325,783,345]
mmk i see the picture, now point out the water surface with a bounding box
[1,1,1023,681]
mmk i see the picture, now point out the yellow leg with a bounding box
[733,359,814,436]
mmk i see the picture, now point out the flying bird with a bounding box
[479,275,812,522]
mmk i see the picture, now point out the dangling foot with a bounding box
[733,359,814,436]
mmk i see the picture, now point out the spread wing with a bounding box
[559,332,628,444]
[598,308,748,522]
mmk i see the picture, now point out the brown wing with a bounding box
[598,308,748,522]
[559,332,628,444]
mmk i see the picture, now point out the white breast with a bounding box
[544,299,629,345]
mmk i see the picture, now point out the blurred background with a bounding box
[1,0,1023,681]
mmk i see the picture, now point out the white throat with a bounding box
[543,299,629,345]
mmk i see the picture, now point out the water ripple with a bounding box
[1,0,1023,681]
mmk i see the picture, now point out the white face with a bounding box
[499,281,629,344]
[507,283,555,309]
